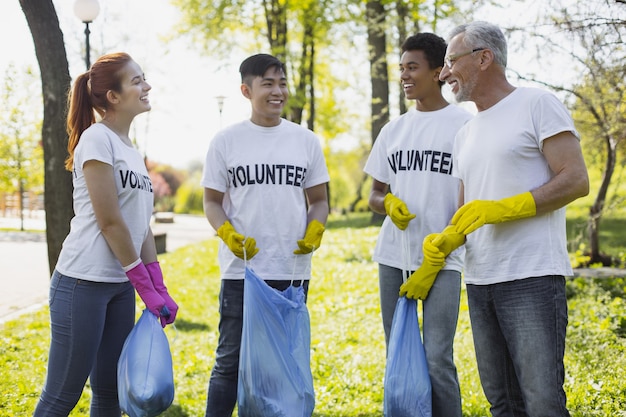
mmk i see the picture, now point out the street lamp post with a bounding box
[73,0,100,70]
[215,95,226,128]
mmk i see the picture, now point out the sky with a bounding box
[1,0,562,169]
[1,0,251,169]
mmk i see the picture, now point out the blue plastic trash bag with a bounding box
[384,296,432,417]
[237,267,315,417]
[118,309,175,417]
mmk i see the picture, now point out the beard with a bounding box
[453,74,478,103]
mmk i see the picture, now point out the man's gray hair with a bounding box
[449,21,508,68]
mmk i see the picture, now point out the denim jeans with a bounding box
[379,264,462,417]
[466,276,570,417]
[34,270,136,417]
[205,279,310,417]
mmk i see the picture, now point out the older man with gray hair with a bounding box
[405,21,589,416]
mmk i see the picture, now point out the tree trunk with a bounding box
[396,0,409,116]
[306,35,315,131]
[20,0,73,274]
[367,0,389,224]
[290,19,314,126]
[588,133,617,264]
[367,0,390,144]
[263,0,288,62]
[349,172,369,213]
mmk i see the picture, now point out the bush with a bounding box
[174,180,204,214]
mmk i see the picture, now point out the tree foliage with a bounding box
[0,65,44,197]
[514,0,626,264]
[171,0,352,134]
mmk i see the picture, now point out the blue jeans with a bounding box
[205,279,310,417]
[379,264,462,417]
[466,276,570,417]
[33,270,136,417]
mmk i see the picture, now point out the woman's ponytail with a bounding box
[65,72,95,171]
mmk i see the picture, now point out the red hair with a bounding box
[65,52,133,171]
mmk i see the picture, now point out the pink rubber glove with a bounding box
[125,261,167,327]
[145,261,178,326]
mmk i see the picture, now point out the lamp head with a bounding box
[215,95,226,112]
[74,0,100,23]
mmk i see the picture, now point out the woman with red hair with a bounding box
[34,52,178,416]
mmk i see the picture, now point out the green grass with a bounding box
[1,215,626,416]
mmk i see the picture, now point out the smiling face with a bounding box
[399,49,442,104]
[439,34,480,103]
[241,66,288,127]
[112,60,152,117]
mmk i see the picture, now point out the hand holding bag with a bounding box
[384,232,432,416]
[117,309,175,417]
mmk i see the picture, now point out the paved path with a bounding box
[0,212,214,323]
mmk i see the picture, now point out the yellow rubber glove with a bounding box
[216,220,259,259]
[383,193,416,230]
[294,219,325,254]
[399,261,443,300]
[451,191,536,235]
[422,245,445,267]
[423,225,465,265]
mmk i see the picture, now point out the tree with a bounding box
[171,0,328,128]
[363,0,390,223]
[263,0,288,60]
[367,0,390,146]
[0,65,44,231]
[513,0,626,264]
[19,0,73,273]
[571,71,626,264]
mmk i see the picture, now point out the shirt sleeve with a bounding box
[533,92,579,151]
[75,126,114,169]
[201,133,229,192]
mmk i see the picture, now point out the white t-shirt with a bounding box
[56,123,154,283]
[363,105,473,271]
[201,119,330,280]
[453,87,577,285]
